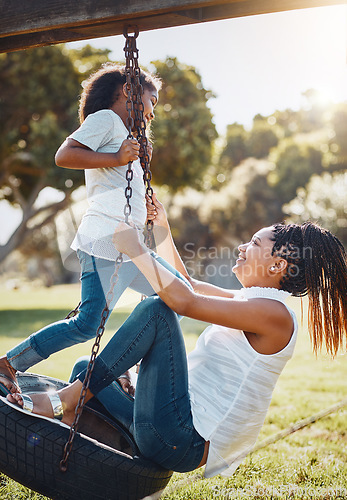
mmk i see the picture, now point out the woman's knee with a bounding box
[134,296,177,326]
[136,295,174,317]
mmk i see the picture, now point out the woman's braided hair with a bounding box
[271,222,347,357]
[79,63,162,123]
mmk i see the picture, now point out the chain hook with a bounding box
[123,25,139,39]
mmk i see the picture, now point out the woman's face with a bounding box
[232,226,282,287]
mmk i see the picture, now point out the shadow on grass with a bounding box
[0,309,132,339]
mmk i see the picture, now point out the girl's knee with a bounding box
[69,355,89,383]
[71,313,101,341]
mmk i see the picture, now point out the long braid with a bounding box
[302,223,346,356]
[272,222,347,357]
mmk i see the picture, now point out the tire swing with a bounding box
[0,28,173,500]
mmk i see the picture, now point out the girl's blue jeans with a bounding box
[7,250,189,372]
[70,296,205,473]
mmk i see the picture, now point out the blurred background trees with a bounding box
[150,57,217,191]
[0,45,112,265]
[0,44,346,286]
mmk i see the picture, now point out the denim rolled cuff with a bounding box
[7,338,46,372]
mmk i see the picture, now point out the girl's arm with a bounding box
[113,224,292,338]
[147,193,236,299]
[55,138,140,170]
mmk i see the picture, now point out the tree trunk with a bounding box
[0,195,71,264]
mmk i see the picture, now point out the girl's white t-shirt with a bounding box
[69,109,147,261]
[187,286,298,478]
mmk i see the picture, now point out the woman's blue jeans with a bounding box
[7,250,189,372]
[71,296,206,473]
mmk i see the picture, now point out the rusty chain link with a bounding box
[64,302,81,320]
[60,25,154,472]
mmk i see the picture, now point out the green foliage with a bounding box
[328,104,347,171]
[268,138,323,204]
[66,44,112,82]
[219,123,248,173]
[202,159,283,244]
[165,158,283,254]
[170,92,346,253]
[0,46,82,202]
[150,57,218,191]
[0,45,113,206]
[0,44,113,264]
[246,119,280,159]
[218,120,280,181]
[284,172,347,245]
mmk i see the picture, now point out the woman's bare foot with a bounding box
[6,392,74,426]
[0,356,20,393]
[6,380,93,427]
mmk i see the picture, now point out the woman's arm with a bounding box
[113,223,292,338]
[188,278,236,298]
[147,193,236,299]
[146,193,190,279]
[55,138,140,170]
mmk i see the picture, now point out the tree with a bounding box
[219,123,248,174]
[150,57,217,192]
[0,45,111,263]
[284,172,347,246]
[169,159,282,250]
[200,159,283,244]
[328,103,347,172]
[246,118,280,159]
[268,138,323,204]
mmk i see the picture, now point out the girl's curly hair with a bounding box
[79,63,162,123]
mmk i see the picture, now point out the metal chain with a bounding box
[59,26,146,472]
[64,302,81,320]
[129,32,155,249]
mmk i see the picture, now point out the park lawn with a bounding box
[0,283,346,500]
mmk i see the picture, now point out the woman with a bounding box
[7,194,347,478]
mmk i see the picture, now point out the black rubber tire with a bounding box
[0,373,173,500]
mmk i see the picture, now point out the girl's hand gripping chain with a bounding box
[116,138,140,165]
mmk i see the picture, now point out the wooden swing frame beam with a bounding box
[0,0,345,54]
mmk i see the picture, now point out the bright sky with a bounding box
[1,4,347,244]
[68,4,347,133]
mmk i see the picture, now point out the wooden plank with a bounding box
[0,0,231,36]
[0,0,345,53]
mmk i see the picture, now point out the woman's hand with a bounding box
[147,142,153,162]
[113,222,144,258]
[117,371,135,397]
[146,192,168,227]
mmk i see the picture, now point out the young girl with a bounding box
[8,194,347,478]
[0,64,184,397]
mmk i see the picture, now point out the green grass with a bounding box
[0,284,346,500]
